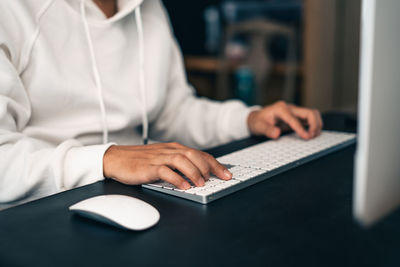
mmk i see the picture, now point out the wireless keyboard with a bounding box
[142,131,356,204]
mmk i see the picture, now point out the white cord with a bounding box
[135,7,149,145]
[80,0,109,144]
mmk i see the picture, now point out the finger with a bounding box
[164,144,214,180]
[289,106,318,137]
[138,147,211,182]
[263,123,281,139]
[155,165,191,190]
[181,149,211,180]
[143,147,211,180]
[290,105,323,136]
[167,154,205,187]
[275,106,310,139]
[251,116,281,139]
[202,152,232,181]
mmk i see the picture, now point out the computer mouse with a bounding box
[69,194,160,231]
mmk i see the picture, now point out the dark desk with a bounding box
[1,114,400,267]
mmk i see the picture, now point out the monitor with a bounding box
[354,0,400,226]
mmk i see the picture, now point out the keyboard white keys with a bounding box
[218,131,355,170]
[142,131,356,204]
[146,165,251,195]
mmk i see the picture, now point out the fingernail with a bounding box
[198,178,205,186]
[224,169,232,179]
[182,182,190,190]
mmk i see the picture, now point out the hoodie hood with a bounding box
[65,0,144,24]
[76,0,148,144]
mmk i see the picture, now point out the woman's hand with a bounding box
[247,101,323,140]
[103,142,232,190]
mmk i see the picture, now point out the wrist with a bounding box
[103,145,117,178]
[247,106,262,133]
[247,110,257,130]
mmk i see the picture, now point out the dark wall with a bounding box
[163,0,221,55]
[162,0,303,58]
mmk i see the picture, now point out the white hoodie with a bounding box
[0,0,252,208]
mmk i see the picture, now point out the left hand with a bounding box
[247,101,323,140]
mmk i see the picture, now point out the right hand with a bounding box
[103,142,232,190]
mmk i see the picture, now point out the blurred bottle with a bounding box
[204,6,221,54]
[235,66,255,105]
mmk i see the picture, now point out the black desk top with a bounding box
[1,114,400,267]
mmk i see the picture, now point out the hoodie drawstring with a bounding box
[80,1,149,145]
[134,7,148,145]
[80,0,109,144]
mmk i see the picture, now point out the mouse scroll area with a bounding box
[69,194,160,231]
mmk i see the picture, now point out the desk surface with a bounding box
[1,114,400,267]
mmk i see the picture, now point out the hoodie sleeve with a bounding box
[0,43,112,205]
[149,37,253,149]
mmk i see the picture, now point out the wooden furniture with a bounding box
[303,0,361,113]
[184,55,303,103]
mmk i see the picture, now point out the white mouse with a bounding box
[69,194,160,231]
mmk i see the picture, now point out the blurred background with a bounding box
[163,0,361,115]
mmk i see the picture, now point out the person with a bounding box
[0,0,322,208]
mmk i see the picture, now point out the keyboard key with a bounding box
[173,188,186,192]
[148,182,162,188]
[224,179,241,186]
[202,186,222,194]
[184,187,204,194]
[162,184,175,190]
[215,182,234,189]
[206,178,223,187]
